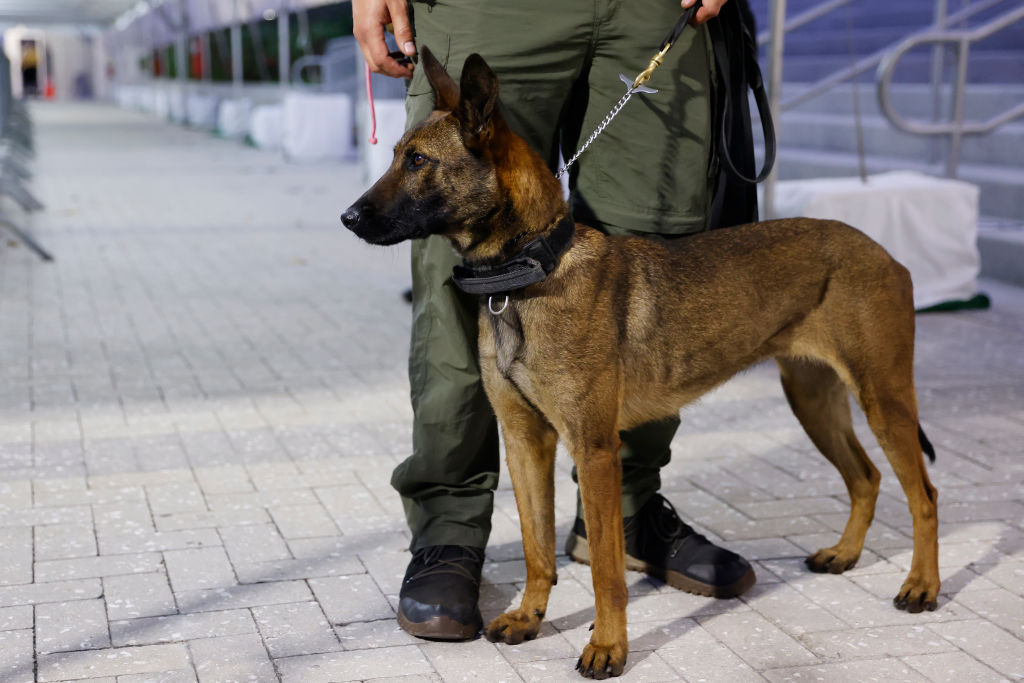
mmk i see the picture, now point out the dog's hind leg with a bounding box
[482,381,559,645]
[777,357,880,574]
[855,366,940,612]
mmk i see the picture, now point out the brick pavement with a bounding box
[0,101,1021,682]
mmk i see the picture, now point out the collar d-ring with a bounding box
[488,295,510,315]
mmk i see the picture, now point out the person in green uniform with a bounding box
[353,0,756,640]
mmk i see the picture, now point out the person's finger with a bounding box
[693,5,721,24]
[386,0,416,57]
[689,0,726,25]
[353,1,412,78]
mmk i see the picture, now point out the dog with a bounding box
[341,47,939,679]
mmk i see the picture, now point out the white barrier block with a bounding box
[770,171,980,309]
[168,87,187,122]
[187,93,220,130]
[249,104,284,150]
[153,88,170,119]
[357,98,405,184]
[283,91,355,162]
[137,86,156,113]
[217,98,253,138]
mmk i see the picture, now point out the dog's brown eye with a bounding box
[411,153,426,167]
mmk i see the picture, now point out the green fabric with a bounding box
[916,293,991,313]
[392,0,716,550]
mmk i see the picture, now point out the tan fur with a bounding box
[345,48,940,679]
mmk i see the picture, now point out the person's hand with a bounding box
[681,0,728,25]
[353,0,415,78]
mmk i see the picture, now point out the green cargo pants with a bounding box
[391,0,717,552]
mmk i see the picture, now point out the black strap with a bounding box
[451,216,575,296]
[660,3,703,50]
[666,1,776,187]
[712,21,776,184]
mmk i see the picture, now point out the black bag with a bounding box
[706,0,776,229]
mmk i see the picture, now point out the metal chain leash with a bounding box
[553,3,701,180]
[555,86,637,180]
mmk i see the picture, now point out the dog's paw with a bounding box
[484,610,541,645]
[893,576,939,613]
[575,641,627,679]
[805,546,860,574]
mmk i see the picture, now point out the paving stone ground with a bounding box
[0,101,1022,682]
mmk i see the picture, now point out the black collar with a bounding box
[451,215,575,296]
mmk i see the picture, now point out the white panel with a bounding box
[771,172,981,309]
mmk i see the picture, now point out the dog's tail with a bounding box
[918,425,936,463]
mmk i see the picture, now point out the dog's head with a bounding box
[341,47,564,260]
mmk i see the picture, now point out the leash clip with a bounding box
[488,295,510,315]
[630,42,673,91]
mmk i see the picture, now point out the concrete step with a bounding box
[777,51,1024,83]
[761,147,1024,220]
[777,83,1024,120]
[978,224,1024,286]
[771,23,1024,56]
[772,111,1024,168]
[750,1,937,33]
[748,0,1015,35]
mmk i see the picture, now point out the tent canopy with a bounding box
[0,0,138,26]
[114,0,341,45]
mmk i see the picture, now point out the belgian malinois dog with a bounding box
[342,47,939,679]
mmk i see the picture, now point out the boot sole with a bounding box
[397,610,481,641]
[565,532,756,599]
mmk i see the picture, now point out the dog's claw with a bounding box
[893,582,939,614]
[486,610,541,644]
[577,641,627,679]
[805,547,860,575]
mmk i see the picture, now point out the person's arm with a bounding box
[352,0,416,78]
[682,0,728,25]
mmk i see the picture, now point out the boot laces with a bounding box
[406,545,484,585]
[648,496,706,557]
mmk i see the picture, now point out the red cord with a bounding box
[365,62,378,145]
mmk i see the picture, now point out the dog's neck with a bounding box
[461,117,569,267]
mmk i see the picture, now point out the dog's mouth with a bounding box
[359,224,428,246]
[340,207,430,246]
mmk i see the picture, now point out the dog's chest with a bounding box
[488,307,525,378]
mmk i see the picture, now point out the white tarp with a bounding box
[770,171,980,309]
[282,91,354,161]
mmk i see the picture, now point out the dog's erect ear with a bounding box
[456,53,499,149]
[421,46,459,111]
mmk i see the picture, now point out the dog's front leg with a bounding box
[482,375,559,644]
[572,434,628,679]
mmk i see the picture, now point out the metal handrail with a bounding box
[755,0,854,50]
[777,0,1007,111]
[759,0,1017,217]
[877,4,1024,177]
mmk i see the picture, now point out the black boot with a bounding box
[565,493,755,598]
[397,545,484,640]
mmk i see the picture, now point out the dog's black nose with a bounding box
[340,207,360,229]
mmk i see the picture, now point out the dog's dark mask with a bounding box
[340,48,502,250]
